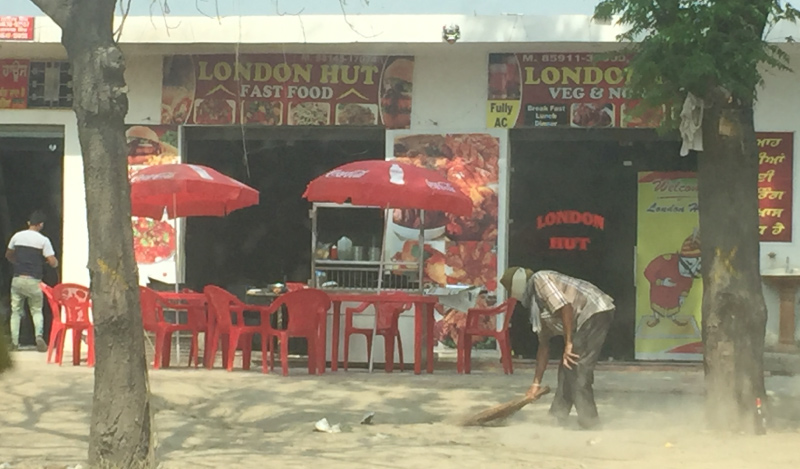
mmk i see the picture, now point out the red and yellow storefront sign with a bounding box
[487,52,663,129]
[161,54,414,128]
[0,59,29,109]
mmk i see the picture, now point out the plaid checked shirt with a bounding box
[522,270,614,336]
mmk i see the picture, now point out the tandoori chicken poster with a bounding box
[636,172,703,361]
[487,52,664,129]
[126,125,180,285]
[384,133,501,349]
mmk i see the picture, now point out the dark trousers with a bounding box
[549,310,613,429]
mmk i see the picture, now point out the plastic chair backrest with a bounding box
[500,298,518,331]
[138,286,165,329]
[277,289,331,335]
[53,283,91,324]
[374,292,413,329]
[204,285,241,328]
[40,283,62,324]
[285,282,308,292]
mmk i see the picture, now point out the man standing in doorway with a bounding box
[5,211,58,352]
[501,267,615,430]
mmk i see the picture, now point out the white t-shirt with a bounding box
[8,229,55,279]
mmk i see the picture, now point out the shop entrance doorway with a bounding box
[508,131,695,360]
[0,128,64,347]
[183,127,384,296]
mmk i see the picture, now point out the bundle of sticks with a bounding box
[458,385,551,427]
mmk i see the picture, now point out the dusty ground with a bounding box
[1,352,799,469]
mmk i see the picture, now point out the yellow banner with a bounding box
[486,100,520,128]
[635,172,703,361]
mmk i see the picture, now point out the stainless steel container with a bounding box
[368,247,381,261]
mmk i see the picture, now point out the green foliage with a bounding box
[594,0,799,115]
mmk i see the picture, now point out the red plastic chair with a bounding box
[266,288,331,376]
[457,298,517,374]
[139,286,205,369]
[203,285,274,372]
[344,296,411,372]
[51,283,95,366]
[40,283,65,364]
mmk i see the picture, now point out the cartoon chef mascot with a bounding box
[643,229,701,327]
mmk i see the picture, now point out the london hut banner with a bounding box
[161,54,414,128]
[486,52,664,129]
[636,172,703,361]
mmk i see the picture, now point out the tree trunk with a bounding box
[31,0,154,467]
[699,89,768,433]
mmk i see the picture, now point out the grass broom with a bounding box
[458,385,551,427]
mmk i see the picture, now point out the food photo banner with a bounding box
[385,132,501,351]
[757,132,793,242]
[126,125,181,286]
[487,52,663,129]
[384,133,499,289]
[161,54,414,128]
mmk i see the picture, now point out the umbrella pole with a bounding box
[368,208,390,373]
[418,210,425,295]
[172,194,181,360]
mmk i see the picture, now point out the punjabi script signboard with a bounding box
[757,132,793,242]
[0,16,34,41]
[0,60,29,109]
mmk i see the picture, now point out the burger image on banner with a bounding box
[380,57,414,129]
[126,125,179,166]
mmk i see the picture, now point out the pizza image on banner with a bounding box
[126,124,180,286]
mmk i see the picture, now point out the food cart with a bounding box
[309,202,483,370]
[309,202,424,293]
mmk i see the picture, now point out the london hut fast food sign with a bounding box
[161,54,414,128]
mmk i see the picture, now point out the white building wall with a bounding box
[2,13,798,352]
[125,55,163,124]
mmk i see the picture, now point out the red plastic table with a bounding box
[328,292,439,374]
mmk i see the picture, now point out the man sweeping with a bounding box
[500,267,615,430]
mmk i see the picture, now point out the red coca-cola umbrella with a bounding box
[130,163,259,359]
[130,163,259,219]
[302,160,472,216]
[303,160,472,372]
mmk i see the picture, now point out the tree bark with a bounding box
[32,0,154,466]
[699,89,768,433]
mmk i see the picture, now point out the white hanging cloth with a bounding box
[679,92,704,156]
